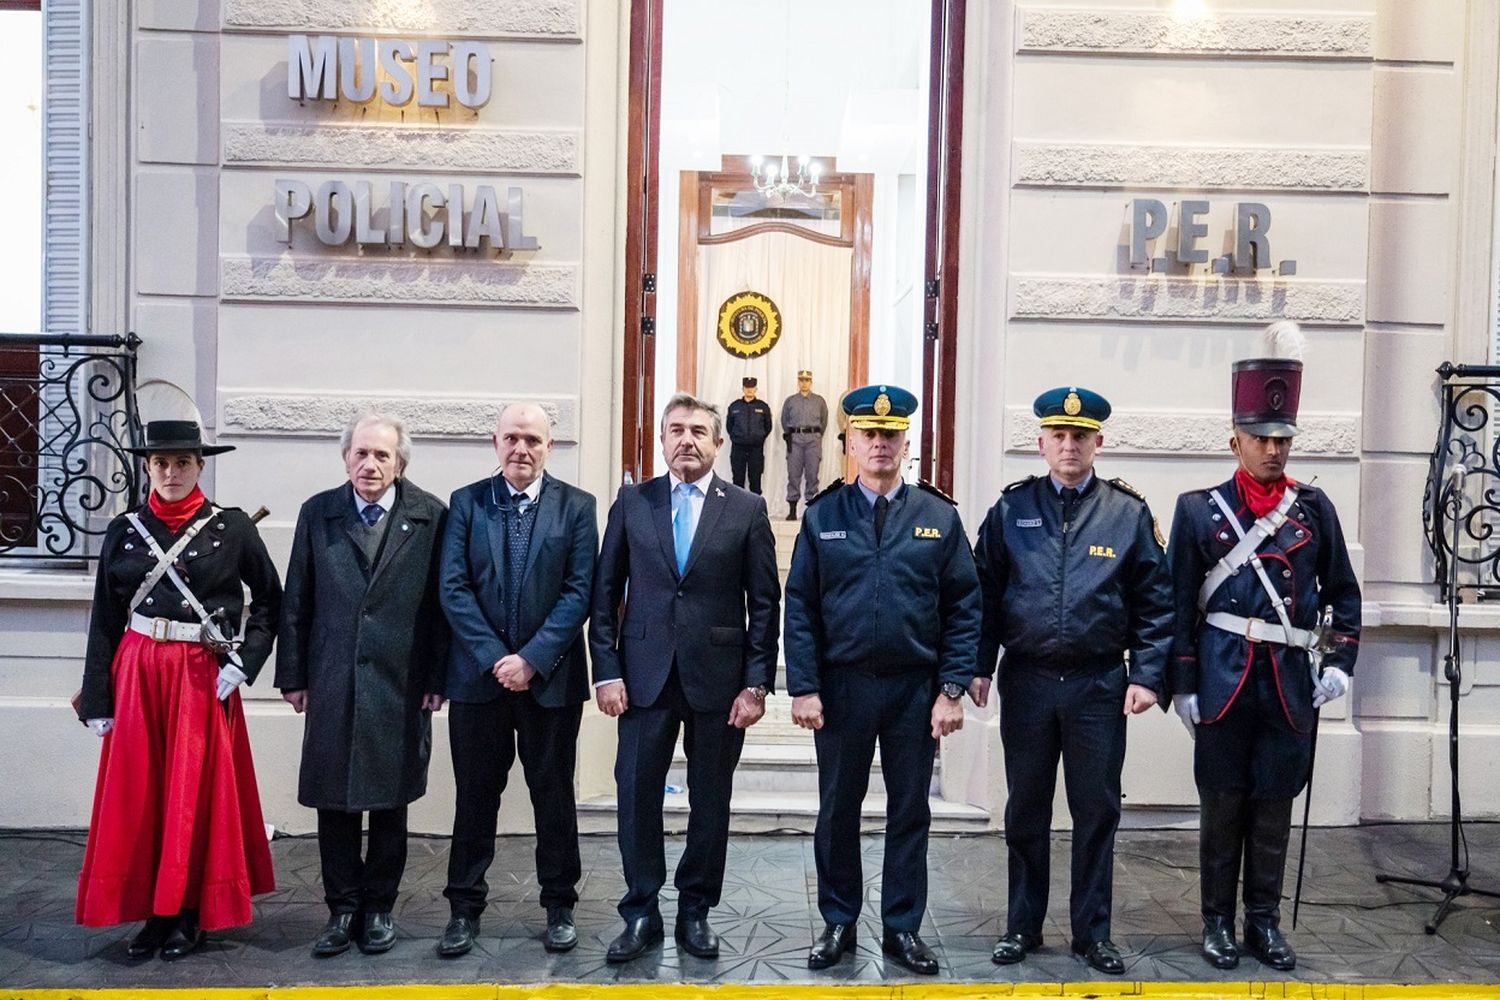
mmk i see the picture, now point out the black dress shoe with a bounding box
[312,913,355,957]
[991,930,1042,965]
[807,922,857,969]
[1201,916,1240,970]
[675,914,719,959]
[544,906,578,953]
[159,913,205,961]
[881,928,939,975]
[607,916,664,963]
[437,915,478,958]
[360,912,396,954]
[1245,920,1296,971]
[1073,939,1125,975]
[128,916,176,958]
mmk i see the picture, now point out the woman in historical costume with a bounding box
[75,420,282,959]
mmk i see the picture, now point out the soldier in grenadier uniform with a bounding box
[1167,321,1361,972]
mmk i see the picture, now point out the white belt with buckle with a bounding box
[1204,611,1316,650]
[129,612,204,644]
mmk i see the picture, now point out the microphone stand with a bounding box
[1375,467,1500,932]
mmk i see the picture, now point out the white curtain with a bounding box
[696,223,851,509]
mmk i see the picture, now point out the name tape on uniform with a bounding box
[819,531,847,540]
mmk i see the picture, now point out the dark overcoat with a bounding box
[275,479,449,811]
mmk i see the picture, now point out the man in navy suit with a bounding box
[589,392,781,963]
[436,403,598,958]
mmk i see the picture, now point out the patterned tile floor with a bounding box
[3,824,1500,987]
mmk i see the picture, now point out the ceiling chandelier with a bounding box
[750,154,822,200]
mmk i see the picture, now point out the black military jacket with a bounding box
[973,474,1173,694]
[1168,475,1360,733]
[727,397,774,447]
[78,502,283,720]
[783,480,981,695]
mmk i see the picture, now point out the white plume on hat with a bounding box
[1261,319,1306,361]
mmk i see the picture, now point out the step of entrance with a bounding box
[668,739,881,793]
[577,789,991,835]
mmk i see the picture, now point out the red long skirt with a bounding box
[76,630,276,930]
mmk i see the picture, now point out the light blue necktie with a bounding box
[673,482,697,575]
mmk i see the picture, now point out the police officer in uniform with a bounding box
[784,384,981,975]
[781,369,828,520]
[726,377,773,494]
[972,386,1173,976]
[1168,322,1359,972]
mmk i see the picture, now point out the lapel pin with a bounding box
[402,523,410,531]
[714,487,725,498]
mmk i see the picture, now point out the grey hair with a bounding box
[340,411,412,473]
[660,392,723,440]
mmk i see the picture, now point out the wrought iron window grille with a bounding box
[0,332,143,563]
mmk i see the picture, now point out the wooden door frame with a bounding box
[675,158,873,397]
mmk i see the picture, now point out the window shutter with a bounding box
[42,0,88,336]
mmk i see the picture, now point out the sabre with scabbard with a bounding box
[1292,604,1338,929]
[204,506,271,718]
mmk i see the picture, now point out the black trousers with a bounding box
[317,806,408,915]
[1000,665,1127,947]
[444,694,583,918]
[813,669,935,932]
[730,443,765,494]
[616,668,745,923]
[1195,646,1312,801]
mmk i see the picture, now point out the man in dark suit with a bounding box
[277,413,449,957]
[589,391,780,963]
[435,402,598,958]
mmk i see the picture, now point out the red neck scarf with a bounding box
[148,485,207,532]
[1235,467,1294,519]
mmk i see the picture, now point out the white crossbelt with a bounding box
[125,509,247,672]
[1196,487,1299,611]
[128,612,204,643]
[1202,487,1317,651]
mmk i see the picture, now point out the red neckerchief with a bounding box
[1234,467,1294,519]
[147,485,206,533]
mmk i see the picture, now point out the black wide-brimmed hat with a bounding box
[126,420,235,456]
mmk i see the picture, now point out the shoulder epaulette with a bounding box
[807,477,846,507]
[1002,475,1037,494]
[1105,477,1147,503]
[917,480,957,506]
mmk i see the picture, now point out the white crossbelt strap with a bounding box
[125,508,214,613]
[1202,488,1317,651]
[125,509,246,670]
[1197,487,1300,611]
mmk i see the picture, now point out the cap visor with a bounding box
[1235,420,1297,439]
[847,416,910,430]
[1038,415,1102,431]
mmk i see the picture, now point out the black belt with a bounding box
[788,427,822,434]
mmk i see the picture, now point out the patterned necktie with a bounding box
[673,482,697,575]
[505,492,536,639]
[874,494,891,546]
[361,503,384,527]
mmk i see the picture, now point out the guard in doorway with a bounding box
[1168,321,1360,972]
[727,377,774,494]
[781,369,828,520]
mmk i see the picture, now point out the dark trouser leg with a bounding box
[516,702,584,912]
[675,697,746,919]
[616,679,683,923]
[1059,669,1126,946]
[731,445,749,489]
[746,447,764,494]
[1000,669,1062,937]
[1199,790,1248,923]
[814,669,879,925]
[444,698,517,919]
[1243,797,1294,928]
[361,806,409,913]
[317,808,365,916]
[878,673,937,932]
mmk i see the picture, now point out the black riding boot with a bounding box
[1242,797,1296,971]
[1199,789,1246,970]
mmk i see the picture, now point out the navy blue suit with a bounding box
[589,473,780,924]
[438,471,597,919]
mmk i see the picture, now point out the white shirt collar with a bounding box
[503,474,544,505]
[668,468,715,496]
[354,482,396,515]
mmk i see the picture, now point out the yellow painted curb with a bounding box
[7,984,1500,1000]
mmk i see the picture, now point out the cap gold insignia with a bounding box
[874,393,891,417]
[1063,391,1082,417]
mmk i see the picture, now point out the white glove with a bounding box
[1312,666,1349,709]
[1174,694,1200,738]
[216,663,248,702]
[86,718,114,737]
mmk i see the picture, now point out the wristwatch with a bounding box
[940,682,965,701]
[749,684,768,701]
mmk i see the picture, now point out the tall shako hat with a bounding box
[1232,320,1304,438]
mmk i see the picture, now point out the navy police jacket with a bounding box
[973,474,1173,692]
[1167,476,1361,733]
[783,480,981,696]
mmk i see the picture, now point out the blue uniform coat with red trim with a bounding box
[1167,476,1361,733]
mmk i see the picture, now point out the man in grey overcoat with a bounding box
[276,412,449,957]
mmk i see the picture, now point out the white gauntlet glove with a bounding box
[216,663,248,702]
[1173,694,1200,738]
[1312,666,1348,709]
[86,718,114,737]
